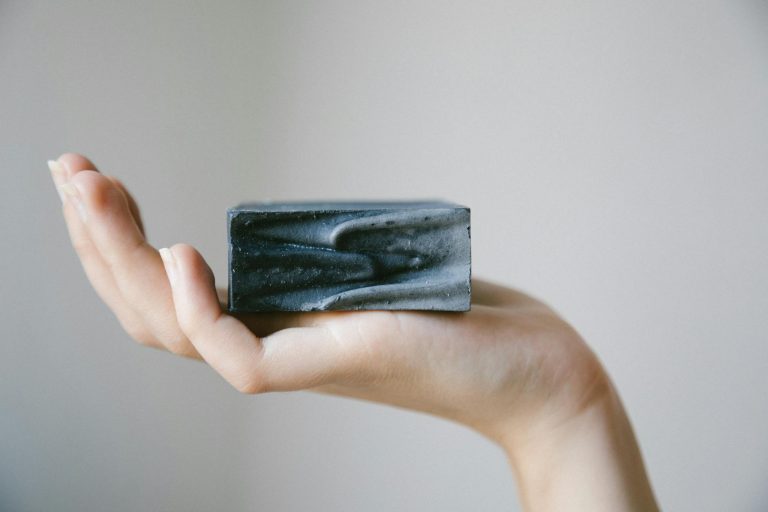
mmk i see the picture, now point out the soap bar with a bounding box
[227,201,471,312]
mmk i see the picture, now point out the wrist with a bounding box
[499,376,659,512]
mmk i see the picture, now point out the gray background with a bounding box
[1,1,767,511]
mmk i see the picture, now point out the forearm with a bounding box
[502,381,659,512]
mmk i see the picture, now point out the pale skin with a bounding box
[49,153,660,512]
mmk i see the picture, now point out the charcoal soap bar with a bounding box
[227,201,471,312]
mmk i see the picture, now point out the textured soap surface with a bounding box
[227,201,471,312]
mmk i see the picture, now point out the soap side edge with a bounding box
[227,209,236,312]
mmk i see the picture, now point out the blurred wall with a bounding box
[1,1,767,511]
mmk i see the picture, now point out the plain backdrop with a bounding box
[1,1,767,511]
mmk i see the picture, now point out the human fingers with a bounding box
[50,155,160,349]
[56,154,145,237]
[67,168,200,358]
[108,176,145,236]
[161,244,361,392]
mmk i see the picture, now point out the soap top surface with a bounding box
[229,200,467,214]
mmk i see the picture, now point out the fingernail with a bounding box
[159,248,177,286]
[60,183,87,222]
[47,159,67,202]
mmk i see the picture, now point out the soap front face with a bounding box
[227,201,471,312]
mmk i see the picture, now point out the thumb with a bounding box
[159,243,349,393]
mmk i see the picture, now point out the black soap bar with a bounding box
[227,201,471,312]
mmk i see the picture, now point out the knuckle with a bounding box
[70,234,93,255]
[165,344,194,358]
[176,315,204,342]
[232,373,266,395]
[162,334,195,357]
[118,319,156,347]
[178,311,221,349]
[132,332,157,348]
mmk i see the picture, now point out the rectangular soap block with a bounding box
[227,201,471,312]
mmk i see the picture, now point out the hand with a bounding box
[49,153,659,511]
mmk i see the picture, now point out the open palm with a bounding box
[49,152,658,511]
